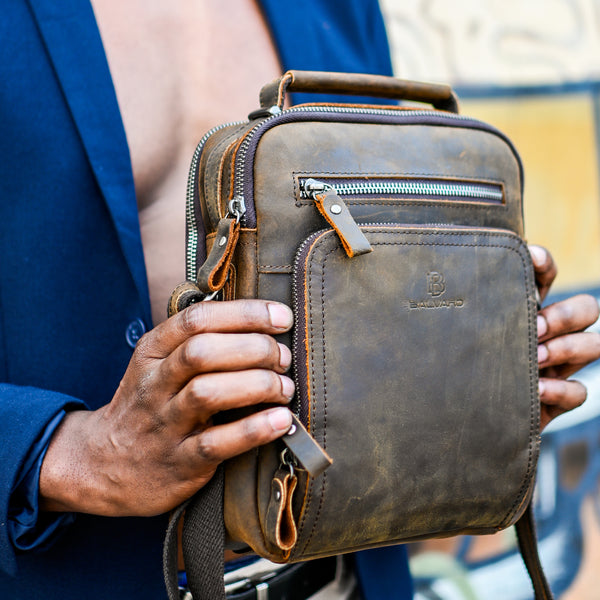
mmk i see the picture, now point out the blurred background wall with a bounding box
[378,1,600,598]
[381,0,600,293]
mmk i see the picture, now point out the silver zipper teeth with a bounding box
[188,106,487,278]
[300,180,503,202]
[185,120,246,280]
[232,106,477,204]
[291,228,330,419]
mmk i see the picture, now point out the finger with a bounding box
[168,370,294,430]
[539,378,587,429]
[538,294,600,342]
[181,407,293,466]
[529,245,557,302]
[136,300,293,360]
[538,331,600,378]
[157,333,292,393]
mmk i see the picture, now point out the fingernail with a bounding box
[537,315,548,338]
[538,344,549,364]
[280,375,295,400]
[267,303,293,330]
[268,408,293,432]
[529,245,546,267]
[538,379,545,397]
[278,343,292,370]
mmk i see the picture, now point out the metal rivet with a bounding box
[287,424,297,436]
[218,236,227,247]
[274,490,282,502]
[330,204,342,215]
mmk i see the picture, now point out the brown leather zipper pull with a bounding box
[196,217,240,294]
[304,179,372,258]
[264,467,298,556]
[283,414,332,478]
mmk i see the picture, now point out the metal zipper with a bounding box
[230,105,486,226]
[291,229,329,421]
[299,177,504,204]
[185,120,246,281]
[187,105,507,279]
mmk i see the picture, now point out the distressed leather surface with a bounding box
[290,226,538,559]
[196,100,537,562]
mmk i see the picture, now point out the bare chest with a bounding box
[91,0,281,323]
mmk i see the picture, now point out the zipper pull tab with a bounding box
[196,216,240,294]
[282,414,332,478]
[302,179,372,258]
[264,451,299,556]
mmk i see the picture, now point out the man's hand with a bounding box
[39,300,295,517]
[530,246,600,429]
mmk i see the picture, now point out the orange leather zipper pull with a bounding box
[264,467,298,556]
[304,179,372,258]
[196,217,240,294]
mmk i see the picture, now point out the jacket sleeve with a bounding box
[0,385,86,575]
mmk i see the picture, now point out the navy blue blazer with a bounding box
[0,0,393,597]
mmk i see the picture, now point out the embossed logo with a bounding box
[427,272,446,297]
[409,272,464,310]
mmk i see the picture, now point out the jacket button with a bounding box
[125,318,146,348]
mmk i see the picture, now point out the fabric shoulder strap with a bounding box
[164,486,553,600]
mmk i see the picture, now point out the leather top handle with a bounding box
[259,70,459,114]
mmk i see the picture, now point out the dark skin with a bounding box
[40,300,296,516]
[531,245,600,429]
[39,246,600,517]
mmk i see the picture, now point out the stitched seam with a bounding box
[253,231,259,298]
[295,200,507,210]
[300,250,332,554]
[295,248,319,554]
[258,265,293,270]
[498,243,538,528]
[292,170,505,184]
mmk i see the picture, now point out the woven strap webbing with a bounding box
[163,465,226,600]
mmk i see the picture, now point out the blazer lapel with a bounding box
[27,0,151,319]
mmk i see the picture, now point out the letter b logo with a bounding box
[427,272,445,297]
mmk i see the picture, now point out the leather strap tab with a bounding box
[264,468,298,554]
[196,218,240,293]
[314,190,372,258]
[259,70,459,113]
[283,414,332,478]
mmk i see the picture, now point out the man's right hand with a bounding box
[39,300,295,517]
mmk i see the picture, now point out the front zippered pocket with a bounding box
[289,223,539,559]
[298,177,505,259]
[298,176,505,206]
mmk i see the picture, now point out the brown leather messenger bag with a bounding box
[164,70,552,600]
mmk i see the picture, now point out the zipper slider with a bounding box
[301,178,331,196]
[302,179,372,258]
[227,196,246,224]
